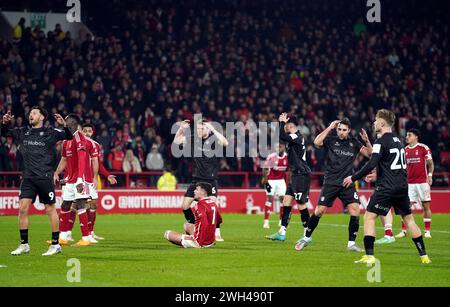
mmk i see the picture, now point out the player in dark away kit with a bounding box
[342,109,431,264]
[1,107,72,256]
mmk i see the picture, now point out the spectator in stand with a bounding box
[108,145,125,171]
[146,144,164,186]
[13,18,26,43]
[157,166,177,191]
[123,149,142,187]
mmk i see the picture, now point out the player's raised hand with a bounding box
[2,111,14,124]
[54,113,66,127]
[202,121,216,132]
[360,128,369,143]
[279,113,289,123]
[342,175,353,188]
[365,170,377,183]
[107,175,117,185]
[178,120,190,129]
[328,120,341,130]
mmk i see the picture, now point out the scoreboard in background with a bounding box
[0,189,449,215]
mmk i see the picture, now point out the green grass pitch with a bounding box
[0,213,449,286]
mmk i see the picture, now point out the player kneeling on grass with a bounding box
[164,182,222,248]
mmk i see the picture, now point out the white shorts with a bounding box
[266,179,287,196]
[408,183,431,203]
[62,182,90,201]
[88,183,98,200]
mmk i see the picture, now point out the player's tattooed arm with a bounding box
[314,120,340,148]
[173,120,190,144]
[426,158,434,186]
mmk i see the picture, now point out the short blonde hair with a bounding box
[376,109,395,127]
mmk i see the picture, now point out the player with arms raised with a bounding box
[173,118,228,241]
[343,109,431,264]
[266,113,311,241]
[295,118,372,252]
[2,107,72,256]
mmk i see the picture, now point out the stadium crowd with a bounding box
[0,0,449,187]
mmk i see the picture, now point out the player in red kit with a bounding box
[396,128,434,238]
[53,114,94,246]
[261,143,288,229]
[164,182,222,248]
[375,128,435,244]
[82,124,117,240]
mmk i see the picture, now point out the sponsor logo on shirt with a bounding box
[332,149,355,157]
[23,140,46,146]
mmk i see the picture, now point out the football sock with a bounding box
[281,206,292,228]
[20,229,28,244]
[348,215,360,241]
[305,214,320,238]
[59,209,71,232]
[384,224,393,237]
[183,209,196,224]
[364,236,375,256]
[412,236,427,256]
[87,209,92,232]
[299,208,310,228]
[401,221,407,233]
[424,218,431,232]
[51,231,59,245]
[78,209,91,237]
[88,209,97,232]
[69,210,76,231]
[264,202,271,220]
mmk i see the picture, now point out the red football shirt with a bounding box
[92,139,111,178]
[192,197,222,247]
[62,130,88,184]
[405,143,432,184]
[265,152,288,180]
[85,137,99,183]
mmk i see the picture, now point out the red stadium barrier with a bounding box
[0,189,449,215]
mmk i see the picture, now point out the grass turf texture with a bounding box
[0,213,449,286]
